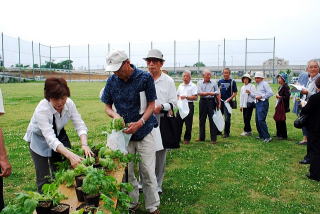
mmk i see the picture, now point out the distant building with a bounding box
[263,57,289,67]
[0,54,3,67]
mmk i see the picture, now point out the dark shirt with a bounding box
[218,79,238,101]
[278,84,290,113]
[301,92,320,137]
[101,65,158,141]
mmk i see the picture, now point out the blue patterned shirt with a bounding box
[101,65,158,141]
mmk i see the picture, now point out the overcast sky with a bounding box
[0,0,319,66]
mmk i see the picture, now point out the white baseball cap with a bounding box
[143,49,165,61]
[254,71,264,78]
[105,50,128,72]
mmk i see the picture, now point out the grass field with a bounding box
[0,81,320,214]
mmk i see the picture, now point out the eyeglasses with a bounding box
[146,58,162,63]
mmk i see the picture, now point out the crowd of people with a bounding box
[0,48,319,213]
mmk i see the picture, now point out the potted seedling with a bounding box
[0,192,38,214]
[41,183,69,214]
[76,203,97,214]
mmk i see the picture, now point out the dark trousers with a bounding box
[309,134,320,179]
[30,148,60,193]
[276,120,287,139]
[199,98,218,141]
[0,175,3,211]
[302,127,310,161]
[177,102,194,141]
[221,102,231,135]
[243,106,254,132]
[255,100,270,139]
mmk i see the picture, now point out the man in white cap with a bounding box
[144,49,177,195]
[101,50,160,214]
[254,71,273,143]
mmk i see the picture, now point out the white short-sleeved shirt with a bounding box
[24,98,88,157]
[177,82,198,102]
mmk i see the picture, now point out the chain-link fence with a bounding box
[0,32,307,82]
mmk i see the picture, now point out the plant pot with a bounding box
[75,175,85,187]
[76,203,97,214]
[50,203,70,214]
[36,200,53,214]
[93,163,102,169]
[84,193,100,207]
[75,187,85,202]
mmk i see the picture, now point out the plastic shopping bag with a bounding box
[107,130,132,154]
[212,110,225,132]
[151,126,164,151]
[177,99,189,119]
[224,101,232,114]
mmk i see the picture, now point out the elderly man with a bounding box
[176,70,198,144]
[0,89,12,211]
[218,68,238,138]
[254,71,273,143]
[197,68,220,144]
[299,59,320,165]
[101,50,160,214]
[144,49,177,195]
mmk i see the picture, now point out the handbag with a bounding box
[159,103,180,149]
[230,80,237,109]
[294,114,308,129]
[51,115,71,164]
[273,100,286,121]
[246,102,255,108]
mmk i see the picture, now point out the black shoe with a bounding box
[306,174,320,181]
[299,159,310,164]
[297,141,308,145]
[223,134,229,138]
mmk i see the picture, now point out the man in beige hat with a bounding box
[254,71,273,143]
[101,50,160,214]
[144,49,177,195]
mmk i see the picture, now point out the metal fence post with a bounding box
[245,38,247,73]
[151,41,153,50]
[197,39,200,73]
[173,40,176,73]
[39,43,42,77]
[18,37,21,82]
[49,45,52,69]
[223,38,226,68]
[68,45,71,82]
[272,36,276,83]
[1,33,4,68]
[88,44,90,82]
[32,41,35,79]
[217,44,220,72]
[128,42,131,59]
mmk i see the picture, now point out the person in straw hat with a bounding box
[239,73,256,136]
[254,71,273,143]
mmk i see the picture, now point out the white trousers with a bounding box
[128,133,160,212]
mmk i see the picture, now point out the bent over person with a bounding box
[101,50,160,214]
[24,77,92,192]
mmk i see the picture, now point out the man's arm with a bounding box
[0,128,11,177]
[124,101,155,134]
[105,104,122,119]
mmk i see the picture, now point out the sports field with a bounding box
[0,82,319,214]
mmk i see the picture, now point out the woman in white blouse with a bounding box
[24,77,93,192]
[239,73,256,136]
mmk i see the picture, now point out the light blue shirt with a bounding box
[197,79,220,98]
[255,81,273,100]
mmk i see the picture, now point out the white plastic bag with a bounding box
[151,127,164,151]
[106,130,132,154]
[212,110,225,132]
[224,101,232,114]
[177,99,189,119]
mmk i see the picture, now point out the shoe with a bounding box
[263,138,272,143]
[129,203,140,213]
[306,174,320,181]
[297,141,307,145]
[256,136,262,140]
[299,159,310,164]
[276,137,284,140]
[183,140,190,144]
[246,132,252,136]
[223,134,229,138]
[211,141,217,144]
[240,132,247,136]
[195,139,204,142]
[149,209,160,214]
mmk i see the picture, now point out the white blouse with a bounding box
[240,83,256,108]
[24,98,87,157]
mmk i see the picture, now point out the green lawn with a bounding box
[0,82,319,214]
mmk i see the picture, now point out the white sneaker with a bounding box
[246,132,252,136]
[240,132,248,136]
